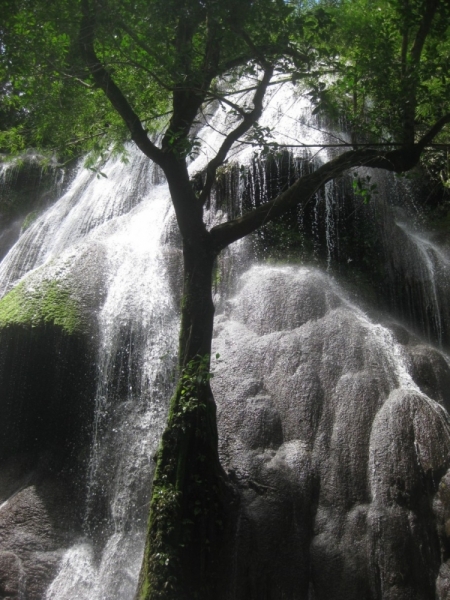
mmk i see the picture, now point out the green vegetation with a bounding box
[21,210,39,231]
[0,280,83,334]
[313,0,450,144]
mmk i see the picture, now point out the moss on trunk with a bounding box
[138,354,230,600]
[137,234,234,600]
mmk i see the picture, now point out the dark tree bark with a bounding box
[136,218,232,600]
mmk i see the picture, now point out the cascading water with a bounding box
[387,219,450,346]
[1,80,450,599]
[0,151,180,599]
[45,182,180,600]
[211,265,450,599]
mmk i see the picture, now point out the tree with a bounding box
[1,0,450,598]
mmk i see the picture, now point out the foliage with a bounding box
[311,0,450,147]
[351,172,378,204]
[0,0,303,163]
[2,0,450,157]
[2,0,449,168]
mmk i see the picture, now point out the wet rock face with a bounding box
[0,455,86,600]
[406,344,450,410]
[382,218,450,348]
[0,551,24,599]
[0,325,95,460]
[0,325,96,599]
[212,266,450,600]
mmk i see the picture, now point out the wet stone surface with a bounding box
[212,266,450,600]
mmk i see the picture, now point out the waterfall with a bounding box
[0,151,180,600]
[1,81,450,599]
[388,219,450,346]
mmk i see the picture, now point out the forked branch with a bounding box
[198,66,274,205]
[210,114,450,251]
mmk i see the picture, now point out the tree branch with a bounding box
[402,0,439,144]
[237,29,271,70]
[417,112,450,149]
[78,0,165,165]
[400,0,409,77]
[209,148,408,250]
[207,94,247,117]
[217,41,309,77]
[201,16,221,83]
[210,112,450,252]
[410,0,439,64]
[205,78,291,102]
[198,66,274,205]
[49,64,95,88]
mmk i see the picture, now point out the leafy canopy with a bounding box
[1,0,450,170]
[312,0,450,145]
[1,0,304,160]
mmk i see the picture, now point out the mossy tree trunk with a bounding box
[136,196,231,600]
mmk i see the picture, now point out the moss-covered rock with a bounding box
[0,280,84,335]
[0,271,96,462]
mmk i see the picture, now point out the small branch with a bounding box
[198,66,274,205]
[201,16,221,84]
[59,71,95,89]
[400,0,409,77]
[401,0,439,144]
[108,57,172,91]
[78,0,164,166]
[283,45,312,66]
[64,128,111,147]
[112,22,172,91]
[238,29,271,69]
[46,60,95,88]
[205,78,292,102]
[410,0,439,64]
[118,20,158,62]
[204,71,335,105]
[218,44,310,75]
[213,96,247,118]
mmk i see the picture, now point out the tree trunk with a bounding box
[136,236,231,600]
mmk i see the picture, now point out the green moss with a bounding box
[22,210,39,231]
[138,356,226,600]
[0,280,83,334]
